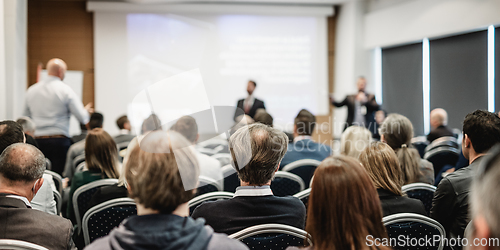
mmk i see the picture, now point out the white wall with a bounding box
[0,0,27,121]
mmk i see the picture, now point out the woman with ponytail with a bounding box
[378,114,434,185]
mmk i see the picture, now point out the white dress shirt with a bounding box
[31,173,57,215]
[234,185,273,197]
[24,76,90,137]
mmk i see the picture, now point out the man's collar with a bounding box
[234,185,273,197]
[294,135,312,143]
[45,75,61,82]
[119,129,130,135]
[0,194,31,208]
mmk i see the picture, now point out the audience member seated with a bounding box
[71,124,88,144]
[62,112,104,184]
[85,130,248,250]
[380,113,434,185]
[141,114,162,135]
[372,109,387,140]
[0,143,74,249]
[66,128,120,224]
[468,145,500,250]
[280,109,332,168]
[113,115,135,145]
[192,123,306,235]
[340,125,372,159]
[170,116,223,186]
[431,110,500,243]
[287,155,391,250]
[427,108,455,143]
[253,108,273,126]
[0,120,57,214]
[88,175,128,210]
[359,142,427,217]
[16,116,38,148]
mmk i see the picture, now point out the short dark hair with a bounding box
[116,115,129,130]
[294,109,316,136]
[170,116,198,143]
[0,120,24,154]
[230,123,288,185]
[254,109,273,127]
[463,110,500,154]
[89,112,104,130]
[249,80,257,88]
[0,143,45,183]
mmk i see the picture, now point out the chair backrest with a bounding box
[53,190,62,215]
[188,191,234,215]
[44,158,52,171]
[228,224,312,250]
[82,197,136,245]
[424,147,460,177]
[44,170,63,194]
[75,162,86,174]
[271,172,305,197]
[73,179,119,234]
[425,136,459,153]
[383,213,445,250]
[402,183,437,215]
[0,240,48,250]
[293,188,311,211]
[282,159,321,189]
[464,220,473,240]
[222,164,240,192]
[211,153,231,166]
[73,154,86,170]
[411,136,429,158]
[196,176,223,197]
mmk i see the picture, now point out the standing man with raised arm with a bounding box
[330,76,379,131]
[24,58,93,175]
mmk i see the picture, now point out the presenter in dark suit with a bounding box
[330,77,379,130]
[234,80,266,120]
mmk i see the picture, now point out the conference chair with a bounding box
[282,159,321,189]
[82,198,136,245]
[270,172,305,197]
[44,158,52,171]
[383,213,445,250]
[44,170,63,194]
[195,176,223,197]
[188,191,234,215]
[116,141,130,163]
[402,183,437,215]
[229,224,312,250]
[424,136,459,153]
[53,189,62,215]
[73,179,119,234]
[211,153,231,166]
[222,164,240,193]
[72,154,86,172]
[293,188,311,211]
[411,136,429,158]
[75,162,86,174]
[424,146,459,177]
[196,138,229,156]
[464,220,473,240]
[0,240,48,250]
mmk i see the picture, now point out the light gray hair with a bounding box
[16,116,36,135]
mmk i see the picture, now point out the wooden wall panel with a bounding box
[27,0,94,105]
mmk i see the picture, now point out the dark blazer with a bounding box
[0,195,74,250]
[280,139,332,169]
[234,98,266,120]
[431,157,482,241]
[332,93,379,130]
[377,189,427,217]
[192,195,306,235]
[427,125,456,143]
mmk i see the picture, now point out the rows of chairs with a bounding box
[412,136,460,177]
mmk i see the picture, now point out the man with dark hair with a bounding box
[16,117,38,147]
[113,115,134,145]
[63,112,104,182]
[253,108,273,127]
[0,143,74,249]
[170,116,223,185]
[234,80,266,120]
[280,109,332,169]
[431,110,500,246]
[71,113,104,144]
[192,123,306,235]
[0,121,25,154]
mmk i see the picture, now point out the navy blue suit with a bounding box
[280,139,332,169]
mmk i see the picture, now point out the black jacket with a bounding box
[427,125,455,143]
[234,98,266,120]
[431,157,482,242]
[332,93,379,130]
[192,195,306,235]
[0,195,74,250]
[377,189,427,217]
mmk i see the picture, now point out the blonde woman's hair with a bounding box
[340,126,372,159]
[85,128,120,179]
[379,113,420,185]
[358,142,403,196]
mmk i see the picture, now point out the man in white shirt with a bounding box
[24,58,92,175]
[170,116,223,187]
[234,80,266,120]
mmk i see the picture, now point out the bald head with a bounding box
[0,143,45,184]
[430,108,448,129]
[46,58,67,80]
